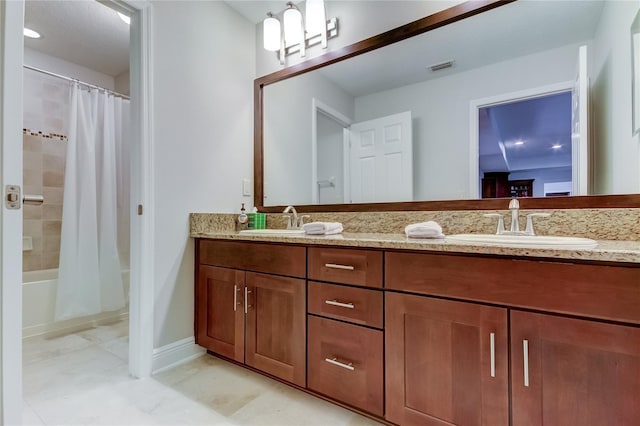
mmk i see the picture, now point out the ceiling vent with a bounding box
[429,60,454,72]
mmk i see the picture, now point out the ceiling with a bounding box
[24,0,130,77]
[224,1,301,24]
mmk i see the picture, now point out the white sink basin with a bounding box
[239,229,305,236]
[445,234,598,249]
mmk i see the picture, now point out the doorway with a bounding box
[1,0,153,423]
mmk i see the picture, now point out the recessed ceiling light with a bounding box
[23,28,41,39]
[514,140,524,146]
[552,144,562,149]
[118,12,131,25]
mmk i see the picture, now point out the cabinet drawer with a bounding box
[386,251,640,324]
[308,247,382,288]
[197,239,305,278]
[308,281,383,328]
[307,316,383,416]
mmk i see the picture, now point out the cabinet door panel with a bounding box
[511,310,640,426]
[195,266,244,362]
[386,292,508,426]
[245,272,306,387]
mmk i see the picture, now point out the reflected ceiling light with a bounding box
[514,140,524,146]
[263,0,338,65]
[117,12,131,25]
[552,144,562,149]
[23,28,41,39]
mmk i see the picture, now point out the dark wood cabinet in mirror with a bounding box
[254,0,640,212]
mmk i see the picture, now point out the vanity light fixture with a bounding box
[23,28,41,39]
[263,0,339,65]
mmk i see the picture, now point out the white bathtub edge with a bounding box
[23,309,129,339]
[152,337,206,375]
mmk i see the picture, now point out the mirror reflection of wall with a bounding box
[262,0,640,207]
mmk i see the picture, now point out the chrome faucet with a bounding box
[282,205,298,229]
[509,198,520,233]
[485,198,551,236]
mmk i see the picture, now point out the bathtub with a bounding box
[22,268,130,338]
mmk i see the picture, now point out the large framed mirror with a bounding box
[255,0,640,212]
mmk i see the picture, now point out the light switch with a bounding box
[242,178,251,197]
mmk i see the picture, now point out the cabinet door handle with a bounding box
[523,339,530,387]
[233,285,238,312]
[325,263,355,271]
[325,299,355,309]
[490,332,496,378]
[325,357,355,371]
[244,287,252,314]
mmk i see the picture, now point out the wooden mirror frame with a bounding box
[254,0,640,212]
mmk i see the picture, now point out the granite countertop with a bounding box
[190,231,640,264]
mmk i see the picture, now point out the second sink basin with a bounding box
[445,234,598,249]
[239,229,305,236]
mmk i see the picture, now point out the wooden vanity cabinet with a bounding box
[386,251,640,426]
[510,310,640,426]
[385,292,509,426]
[195,240,306,387]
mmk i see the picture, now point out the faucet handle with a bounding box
[298,215,311,227]
[525,213,551,236]
[509,198,520,209]
[484,213,505,235]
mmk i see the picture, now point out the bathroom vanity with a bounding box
[193,230,640,426]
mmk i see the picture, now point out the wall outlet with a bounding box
[242,178,251,197]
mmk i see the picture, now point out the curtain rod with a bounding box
[23,64,130,100]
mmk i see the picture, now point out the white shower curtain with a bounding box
[55,83,128,321]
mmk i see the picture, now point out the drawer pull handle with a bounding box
[325,357,355,371]
[490,332,496,378]
[523,339,530,387]
[325,263,355,271]
[325,300,355,309]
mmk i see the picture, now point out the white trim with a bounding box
[468,81,573,199]
[310,99,352,203]
[152,337,205,374]
[23,311,129,340]
[123,0,155,379]
[1,1,25,423]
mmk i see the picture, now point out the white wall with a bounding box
[591,1,640,194]
[24,47,115,90]
[256,1,464,77]
[264,70,353,206]
[114,70,130,96]
[354,43,581,201]
[151,1,254,348]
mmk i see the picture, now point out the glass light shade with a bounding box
[263,16,281,51]
[284,6,303,45]
[305,0,326,36]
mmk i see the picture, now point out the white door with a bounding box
[348,111,413,203]
[1,0,25,423]
[571,45,589,195]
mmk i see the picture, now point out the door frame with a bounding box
[310,98,352,204]
[0,0,154,421]
[469,81,573,199]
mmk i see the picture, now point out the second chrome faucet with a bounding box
[486,198,550,236]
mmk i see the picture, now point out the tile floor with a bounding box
[22,320,382,425]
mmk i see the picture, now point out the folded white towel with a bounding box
[405,221,445,239]
[302,221,344,235]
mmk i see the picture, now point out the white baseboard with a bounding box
[23,310,129,339]
[152,336,205,374]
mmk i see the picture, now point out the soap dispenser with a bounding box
[237,203,249,231]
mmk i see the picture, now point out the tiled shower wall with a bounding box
[23,68,70,272]
[22,132,67,272]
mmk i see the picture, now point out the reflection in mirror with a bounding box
[632,9,640,135]
[261,0,640,207]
